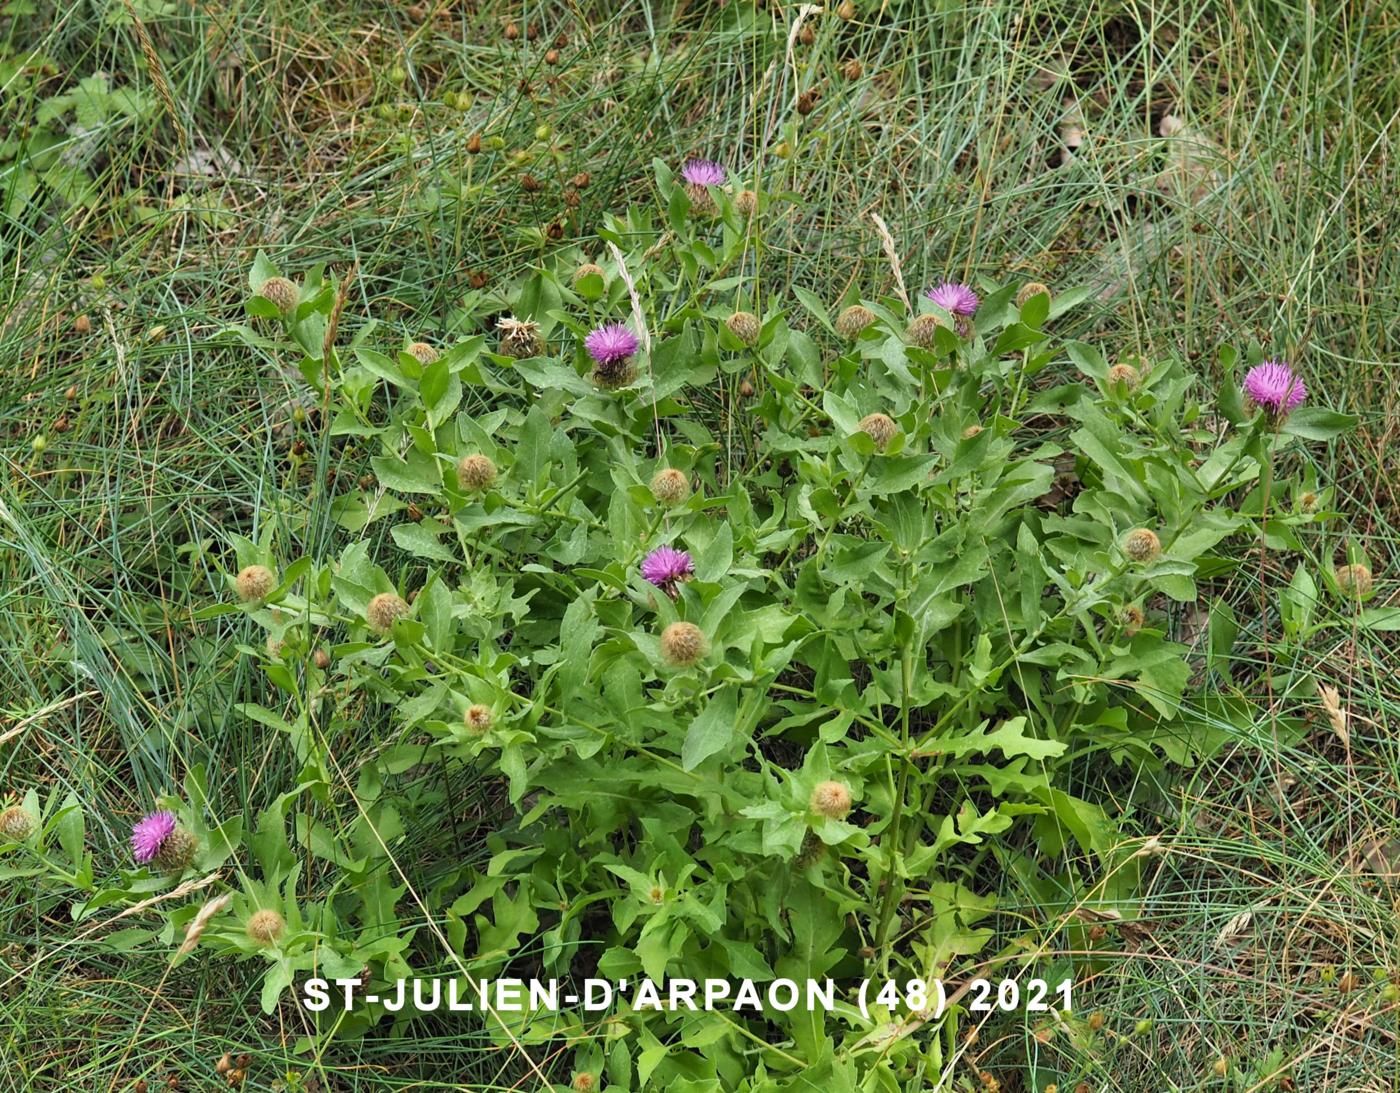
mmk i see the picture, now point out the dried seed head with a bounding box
[798,24,814,45]
[571,171,591,189]
[835,304,876,339]
[905,312,947,348]
[457,454,498,493]
[1016,281,1051,307]
[797,89,820,115]
[837,0,856,18]
[74,314,93,334]
[810,780,853,819]
[1300,490,1319,513]
[406,341,439,364]
[572,263,604,285]
[1335,563,1373,598]
[734,189,758,218]
[520,173,541,193]
[858,412,897,450]
[257,277,299,315]
[660,621,708,668]
[842,58,864,80]
[154,827,198,873]
[570,1075,596,1093]
[313,649,331,670]
[0,806,37,842]
[1123,528,1162,563]
[1121,604,1145,635]
[544,49,560,65]
[503,22,519,40]
[464,704,494,734]
[366,593,410,633]
[1107,363,1141,390]
[1088,1011,1105,1031]
[726,311,761,345]
[235,565,275,603]
[466,133,482,154]
[961,424,984,439]
[216,1055,233,1074]
[496,316,544,358]
[650,468,691,506]
[245,909,285,946]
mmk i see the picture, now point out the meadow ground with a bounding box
[1,1,1398,1089]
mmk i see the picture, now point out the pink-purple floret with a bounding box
[641,545,695,595]
[924,281,980,317]
[1243,360,1306,415]
[680,158,726,187]
[585,322,640,365]
[131,810,176,864]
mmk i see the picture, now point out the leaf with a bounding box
[1280,407,1356,442]
[929,717,1066,762]
[391,521,457,563]
[681,685,738,770]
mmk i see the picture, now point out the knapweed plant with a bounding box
[2,160,1355,1091]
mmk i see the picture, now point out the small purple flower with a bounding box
[131,810,177,865]
[680,158,726,187]
[924,281,980,318]
[1243,360,1306,417]
[641,545,695,598]
[585,321,640,366]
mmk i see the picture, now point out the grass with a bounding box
[2,0,1398,1089]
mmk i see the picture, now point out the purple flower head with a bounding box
[585,321,640,366]
[641,545,696,598]
[1243,360,1306,417]
[680,158,726,187]
[131,810,177,865]
[924,281,980,318]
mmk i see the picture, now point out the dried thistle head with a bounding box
[905,313,946,348]
[660,621,707,668]
[257,277,299,315]
[1107,363,1141,390]
[0,806,37,842]
[810,780,853,819]
[1123,528,1162,563]
[464,704,494,734]
[726,311,761,345]
[246,908,285,946]
[457,454,498,493]
[1335,563,1373,598]
[496,316,544,358]
[235,565,275,603]
[406,341,440,364]
[835,304,876,339]
[366,593,410,633]
[858,412,897,450]
[1016,281,1051,308]
[650,468,691,506]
